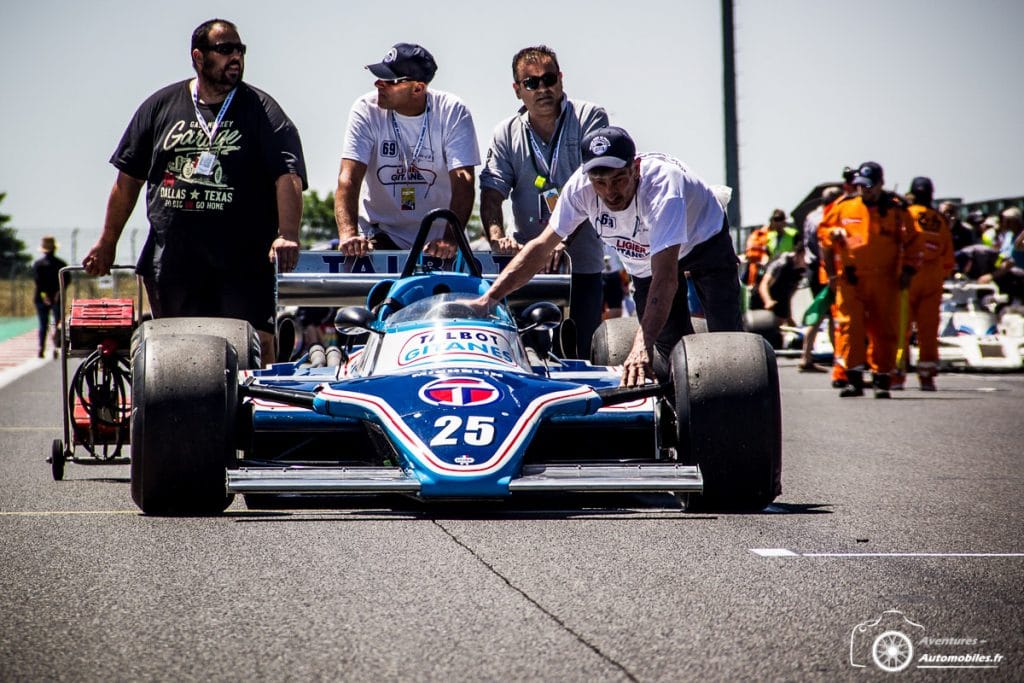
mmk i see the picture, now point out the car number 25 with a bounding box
[430,416,495,447]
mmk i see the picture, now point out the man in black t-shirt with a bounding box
[83,18,307,361]
[32,236,68,358]
[757,249,807,325]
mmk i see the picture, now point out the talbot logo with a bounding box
[419,377,501,407]
[383,48,397,63]
[454,455,475,466]
[589,136,610,155]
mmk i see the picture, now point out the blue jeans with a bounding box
[34,295,60,351]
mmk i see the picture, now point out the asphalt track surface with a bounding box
[1,354,1022,681]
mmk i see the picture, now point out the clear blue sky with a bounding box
[2,0,1021,262]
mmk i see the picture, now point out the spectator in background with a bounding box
[955,243,1000,279]
[479,45,608,358]
[799,185,842,372]
[757,248,807,327]
[980,215,1012,261]
[983,260,1024,305]
[966,210,986,242]
[744,208,796,289]
[334,43,479,259]
[940,201,976,252]
[32,236,68,359]
[999,207,1024,268]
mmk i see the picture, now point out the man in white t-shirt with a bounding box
[334,43,480,258]
[470,126,742,386]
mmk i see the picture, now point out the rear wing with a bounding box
[278,251,571,308]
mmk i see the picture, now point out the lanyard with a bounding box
[525,107,567,190]
[389,100,431,176]
[190,79,236,147]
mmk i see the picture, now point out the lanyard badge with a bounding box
[190,80,235,177]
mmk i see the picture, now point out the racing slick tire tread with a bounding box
[591,317,639,367]
[743,309,782,349]
[132,317,261,370]
[131,333,238,515]
[672,332,782,512]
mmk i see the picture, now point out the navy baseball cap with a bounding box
[581,126,637,173]
[366,43,437,83]
[910,176,934,196]
[852,161,884,189]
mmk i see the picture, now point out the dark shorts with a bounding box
[144,265,277,334]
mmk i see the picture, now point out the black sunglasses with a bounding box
[519,72,559,91]
[207,42,246,56]
[377,77,412,85]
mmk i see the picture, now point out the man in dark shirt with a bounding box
[32,236,68,358]
[939,201,976,253]
[83,18,307,362]
[955,244,999,280]
[757,249,807,325]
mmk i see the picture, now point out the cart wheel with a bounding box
[50,439,66,481]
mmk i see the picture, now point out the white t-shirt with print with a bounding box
[342,89,480,248]
[548,153,725,278]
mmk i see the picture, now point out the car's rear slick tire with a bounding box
[744,309,782,349]
[131,334,238,515]
[672,332,782,511]
[132,317,261,370]
[590,317,639,366]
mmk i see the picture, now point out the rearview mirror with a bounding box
[518,301,562,333]
[334,306,377,336]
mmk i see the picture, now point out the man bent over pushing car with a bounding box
[470,126,742,387]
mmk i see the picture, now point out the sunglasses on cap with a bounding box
[207,42,246,56]
[519,72,558,90]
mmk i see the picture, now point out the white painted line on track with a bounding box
[0,510,138,517]
[751,548,799,557]
[0,358,48,389]
[752,548,1024,558]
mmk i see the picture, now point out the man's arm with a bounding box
[621,246,680,387]
[448,166,475,230]
[424,166,475,259]
[480,187,519,254]
[83,171,145,276]
[270,173,303,272]
[334,158,369,256]
[470,226,564,310]
[758,264,777,310]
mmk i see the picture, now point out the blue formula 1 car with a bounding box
[128,210,782,515]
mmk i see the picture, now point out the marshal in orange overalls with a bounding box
[818,193,916,387]
[900,204,953,386]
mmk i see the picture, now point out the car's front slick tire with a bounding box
[131,334,238,515]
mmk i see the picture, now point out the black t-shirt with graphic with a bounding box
[111,79,307,281]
